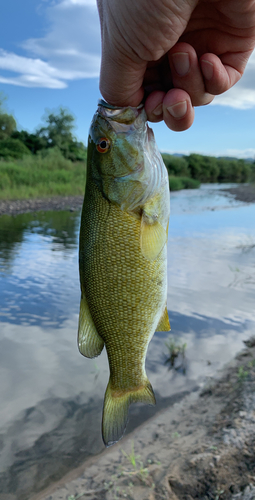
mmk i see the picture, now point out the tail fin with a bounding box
[102,379,156,447]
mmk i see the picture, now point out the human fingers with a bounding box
[99,52,146,107]
[145,89,195,132]
[168,43,214,106]
[199,50,254,95]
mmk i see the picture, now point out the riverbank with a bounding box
[0,184,255,217]
[31,339,255,500]
[0,195,84,216]
[223,184,255,204]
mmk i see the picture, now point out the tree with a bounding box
[162,154,190,177]
[0,113,16,140]
[0,92,17,140]
[11,130,45,154]
[0,138,31,159]
[35,107,86,160]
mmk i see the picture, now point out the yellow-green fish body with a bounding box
[78,101,170,446]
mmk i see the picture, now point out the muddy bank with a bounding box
[223,184,255,203]
[0,183,254,217]
[30,339,255,500]
[0,196,84,216]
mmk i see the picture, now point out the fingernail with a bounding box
[153,103,163,116]
[201,60,213,80]
[167,101,187,119]
[172,52,190,76]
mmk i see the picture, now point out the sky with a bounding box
[0,0,255,159]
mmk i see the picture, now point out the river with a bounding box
[0,184,254,499]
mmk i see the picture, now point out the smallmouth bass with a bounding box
[78,100,170,446]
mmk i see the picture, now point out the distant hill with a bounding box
[161,152,254,164]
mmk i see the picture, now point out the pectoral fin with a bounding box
[140,215,167,261]
[78,294,104,358]
[156,306,171,332]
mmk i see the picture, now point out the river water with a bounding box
[0,185,254,499]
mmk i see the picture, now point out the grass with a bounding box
[165,336,187,371]
[0,147,86,200]
[169,176,200,191]
[237,366,249,381]
[121,441,149,483]
[0,148,201,201]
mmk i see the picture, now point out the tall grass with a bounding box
[169,176,200,191]
[0,147,86,200]
[0,147,202,201]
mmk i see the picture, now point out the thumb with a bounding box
[99,50,146,107]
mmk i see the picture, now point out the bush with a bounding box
[0,147,86,199]
[11,130,46,154]
[180,177,201,189]
[185,154,219,182]
[169,176,200,191]
[162,154,190,177]
[0,138,31,159]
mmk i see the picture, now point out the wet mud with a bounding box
[0,183,254,217]
[0,196,84,216]
[223,184,255,204]
[32,341,255,500]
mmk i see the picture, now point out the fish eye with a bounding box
[96,137,111,153]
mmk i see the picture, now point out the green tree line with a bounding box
[0,96,87,162]
[0,95,87,199]
[0,93,254,200]
[162,153,255,185]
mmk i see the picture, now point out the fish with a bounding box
[78,99,170,447]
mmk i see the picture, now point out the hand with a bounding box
[97,0,255,131]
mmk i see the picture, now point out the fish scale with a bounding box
[78,101,170,446]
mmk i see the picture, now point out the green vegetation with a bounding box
[237,366,249,382]
[165,336,187,372]
[163,152,255,186]
[0,147,86,199]
[0,93,254,200]
[169,176,200,191]
[121,442,150,484]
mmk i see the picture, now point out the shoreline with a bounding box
[30,339,255,500]
[0,184,255,217]
[0,195,84,216]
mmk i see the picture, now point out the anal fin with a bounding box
[78,294,104,358]
[156,306,171,332]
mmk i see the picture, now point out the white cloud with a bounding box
[213,50,255,109]
[0,50,66,88]
[0,0,255,105]
[218,148,255,159]
[59,0,97,6]
[0,0,100,88]
[0,48,100,88]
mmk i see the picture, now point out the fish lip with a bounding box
[97,99,145,125]
[98,99,144,111]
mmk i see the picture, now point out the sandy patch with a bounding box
[30,339,255,500]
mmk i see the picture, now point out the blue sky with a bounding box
[0,0,255,159]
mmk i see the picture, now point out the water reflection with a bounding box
[164,335,187,373]
[0,185,254,500]
[0,210,80,327]
[0,210,79,266]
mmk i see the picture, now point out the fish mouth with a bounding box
[98,99,143,112]
[97,99,145,127]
